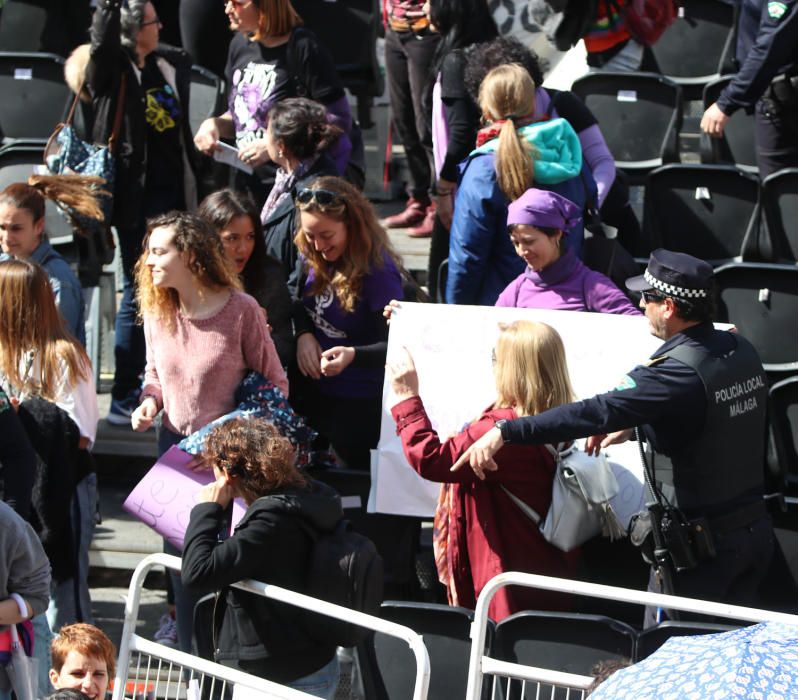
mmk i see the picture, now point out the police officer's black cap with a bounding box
[626,249,713,300]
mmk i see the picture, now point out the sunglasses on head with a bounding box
[296,188,343,207]
[641,290,666,304]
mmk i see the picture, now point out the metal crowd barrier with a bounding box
[464,571,798,700]
[113,553,431,700]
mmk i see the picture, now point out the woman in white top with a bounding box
[0,259,98,635]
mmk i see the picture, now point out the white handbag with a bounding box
[502,443,625,552]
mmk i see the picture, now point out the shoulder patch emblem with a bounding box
[614,375,637,391]
[768,1,787,19]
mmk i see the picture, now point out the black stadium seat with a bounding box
[571,71,682,186]
[643,164,763,264]
[646,0,738,100]
[0,52,70,146]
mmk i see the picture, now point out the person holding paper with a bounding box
[182,417,342,698]
[130,211,287,652]
[292,177,403,471]
[192,0,351,200]
[496,189,640,315]
[453,250,774,614]
[387,320,580,621]
[0,260,99,634]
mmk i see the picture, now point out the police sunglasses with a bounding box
[296,188,344,207]
[641,290,666,304]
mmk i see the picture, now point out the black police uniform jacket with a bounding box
[182,479,343,684]
[501,323,768,517]
[716,0,798,115]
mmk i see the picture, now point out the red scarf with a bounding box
[475,114,537,149]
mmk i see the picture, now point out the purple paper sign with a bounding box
[123,445,247,550]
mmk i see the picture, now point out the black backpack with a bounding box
[299,518,384,647]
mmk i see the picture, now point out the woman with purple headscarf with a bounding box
[496,189,640,315]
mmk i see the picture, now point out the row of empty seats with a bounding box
[638,165,798,264]
[571,72,758,182]
[355,601,736,699]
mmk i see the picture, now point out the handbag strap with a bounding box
[59,71,127,153]
[500,485,544,525]
[108,72,127,154]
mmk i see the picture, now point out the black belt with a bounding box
[707,500,767,535]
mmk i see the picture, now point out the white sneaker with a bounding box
[154,614,178,647]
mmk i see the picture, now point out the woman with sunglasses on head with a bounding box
[193,0,352,201]
[386,320,580,620]
[198,188,293,368]
[260,98,341,297]
[293,177,403,470]
[130,211,287,652]
[72,0,198,426]
[0,260,99,633]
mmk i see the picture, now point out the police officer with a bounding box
[452,249,775,608]
[700,0,798,178]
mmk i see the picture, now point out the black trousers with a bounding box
[384,27,439,199]
[646,514,775,625]
[756,98,798,180]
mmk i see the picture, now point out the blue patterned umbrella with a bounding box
[590,622,798,700]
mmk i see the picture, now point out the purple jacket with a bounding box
[495,249,641,316]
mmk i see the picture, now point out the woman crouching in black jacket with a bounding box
[181,417,342,698]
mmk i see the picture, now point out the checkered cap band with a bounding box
[644,270,708,298]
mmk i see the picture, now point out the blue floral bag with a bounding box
[44,75,126,238]
[178,371,318,468]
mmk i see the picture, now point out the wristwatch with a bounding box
[494,419,510,443]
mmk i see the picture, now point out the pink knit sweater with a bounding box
[142,291,288,436]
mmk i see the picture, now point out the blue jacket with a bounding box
[446,118,597,306]
[717,0,798,114]
[1,241,85,346]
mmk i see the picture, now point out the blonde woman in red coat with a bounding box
[388,320,580,621]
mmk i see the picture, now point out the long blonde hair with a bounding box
[0,260,90,400]
[135,212,241,332]
[478,63,536,201]
[295,176,402,313]
[493,320,575,417]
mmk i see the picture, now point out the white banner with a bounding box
[372,304,664,517]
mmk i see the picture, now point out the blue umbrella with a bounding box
[590,621,798,699]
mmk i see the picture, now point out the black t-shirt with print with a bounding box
[141,54,185,206]
[225,28,345,149]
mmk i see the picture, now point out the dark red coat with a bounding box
[392,396,580,621]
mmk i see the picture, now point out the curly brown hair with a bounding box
[134,211,241,331]
[204,417,307,504]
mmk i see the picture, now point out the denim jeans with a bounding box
[112,224,146,400]
[287,655,340,700]
[47,472,97,630]
[591,39,644,73]
[157,424,199,654]
[32,613,54,695]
